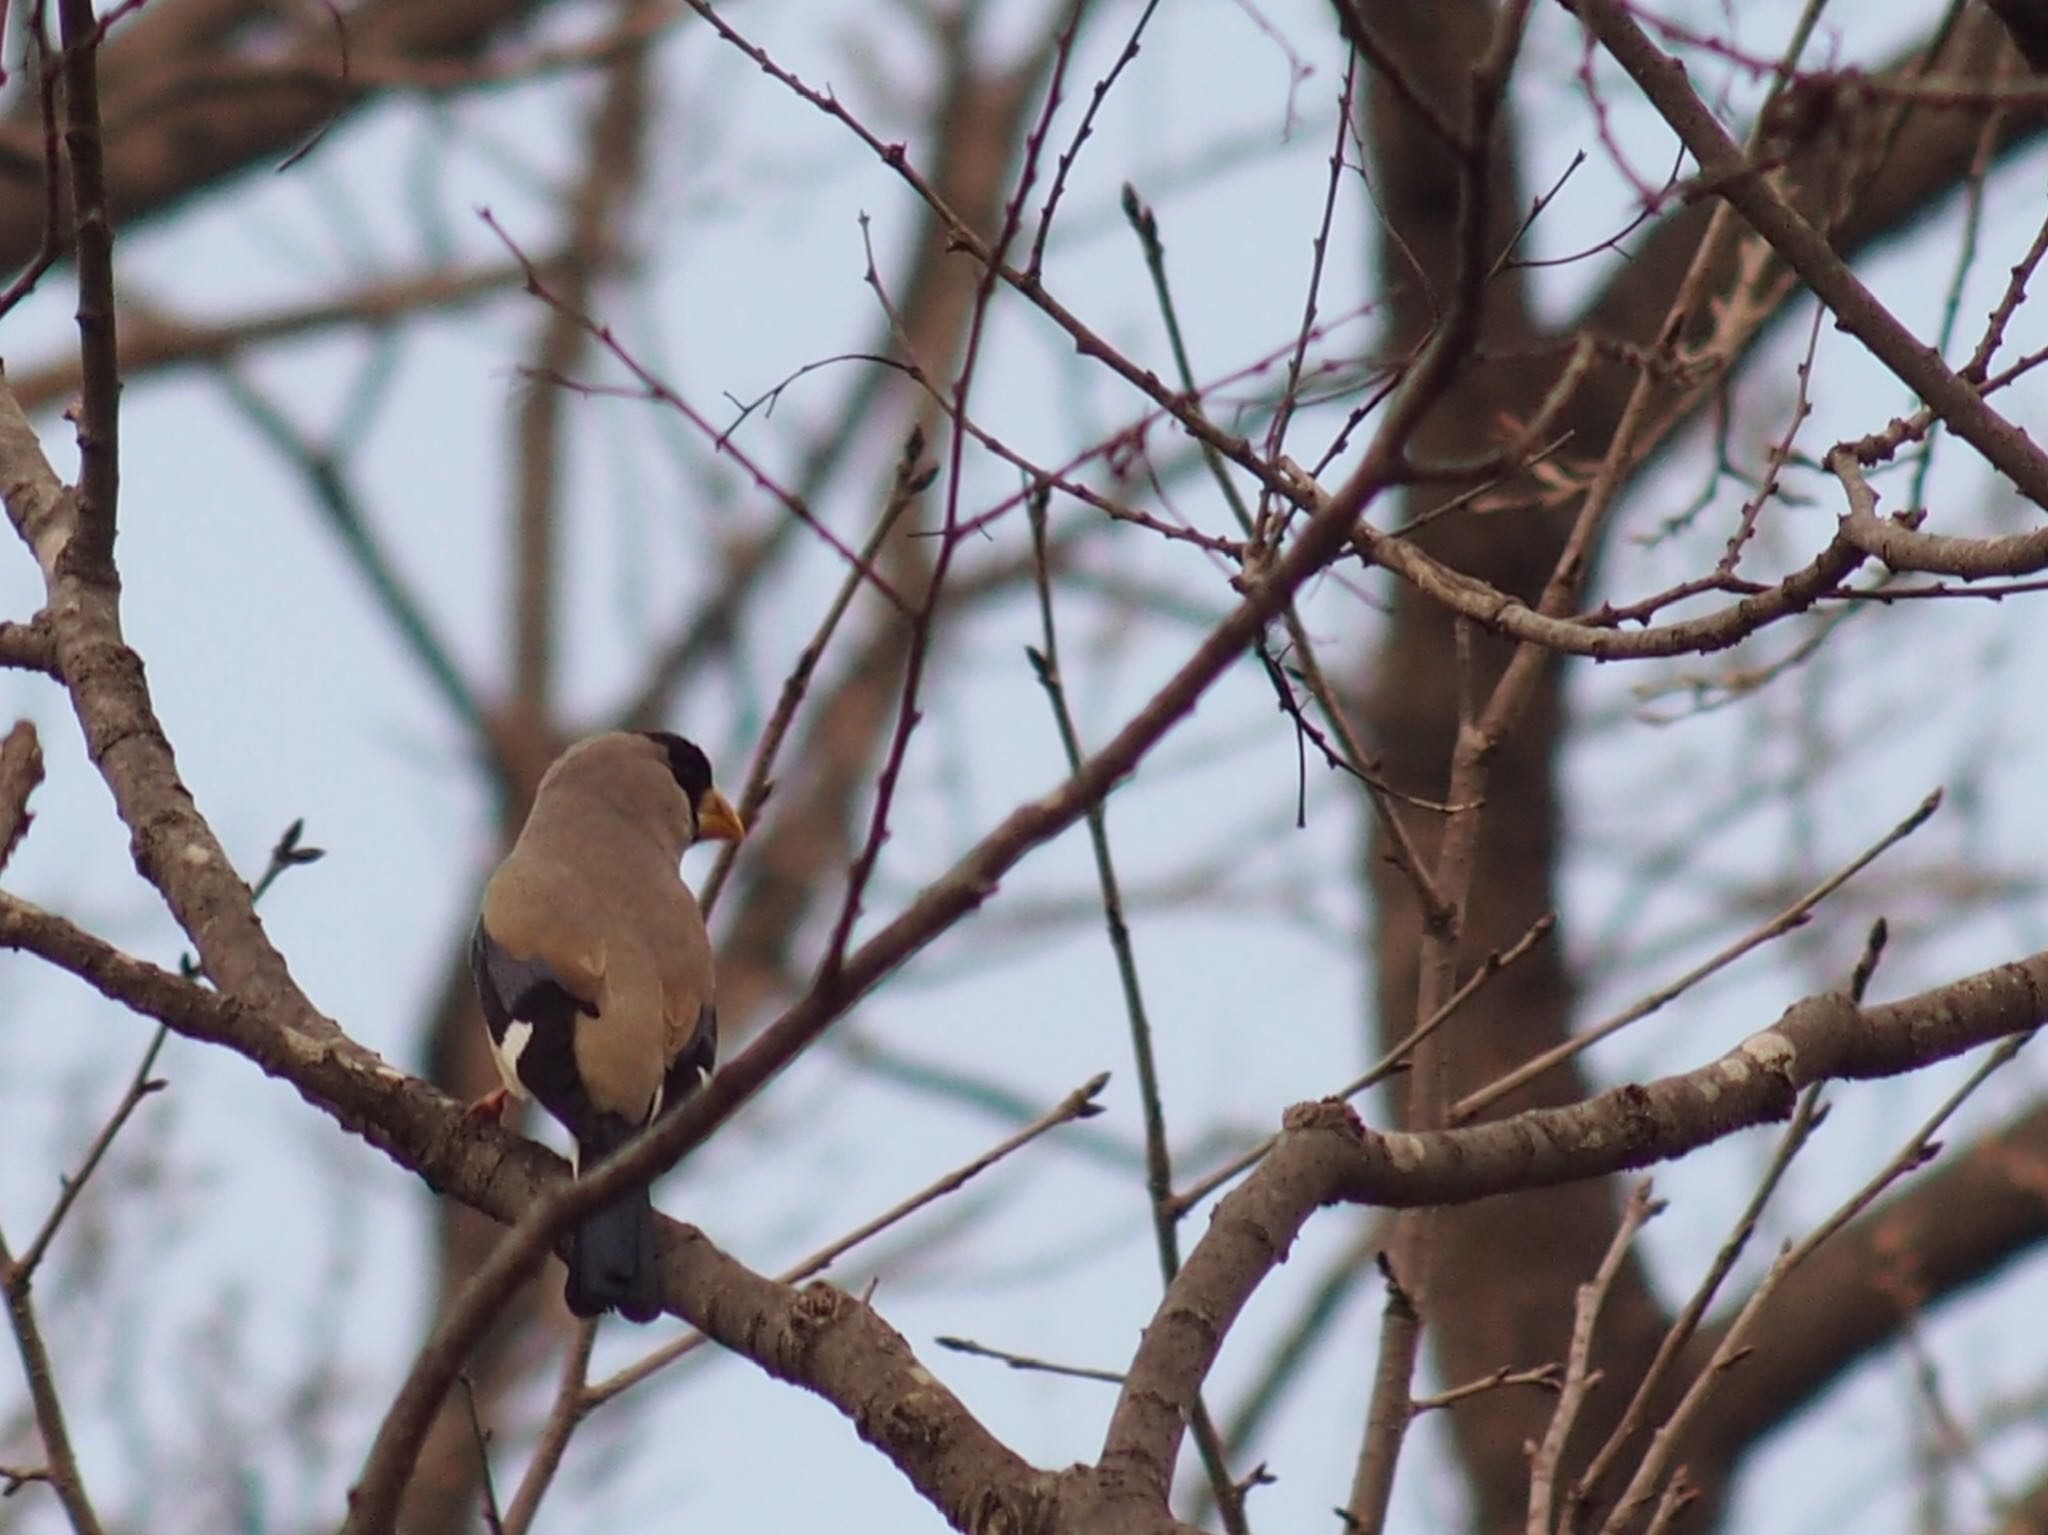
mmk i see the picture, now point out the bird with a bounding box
[469,731,745,1321]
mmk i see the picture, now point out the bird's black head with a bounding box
[641,732,714,808]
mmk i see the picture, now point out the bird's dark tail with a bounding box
[566,1115,660,1323]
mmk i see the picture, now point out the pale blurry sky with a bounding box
[5,3,2048,1533]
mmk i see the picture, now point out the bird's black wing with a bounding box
[472,920,662,1320]
[469,919,604,1138]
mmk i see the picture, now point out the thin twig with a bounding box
[1451,789,1941,1123]
[1574,0,2048,508]
[1900,1319,2009,1514]
[698,427,931,918]
[500,1322,596,1535]
[1570,1086,1827,1518]
[1025,0,1161,277]
[480,209,909,615]
[1594,1032,2033,1535]
[1122,177,1450,919]
[1412,1363,1562,1414]
[935,1334,1125,1385]
[1263,53,1359,501]
[17,1026,169,1280]
[0,1224,106,1535]
[1528,1182,1661,1535]
[1640,1470,1696,1535]
[460,1375,505,1535]
[0,24,61,320]
[177,818,325,981]
[1170,912,1555,1216]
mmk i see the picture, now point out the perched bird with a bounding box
[470,731,745,1321]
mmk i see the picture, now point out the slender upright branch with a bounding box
[0,1223,107,1535]
[55,0,120,577]
[1026,493,1247,1531]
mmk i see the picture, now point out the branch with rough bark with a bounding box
[8,5,2048,1533]
[3,837,2046,1531]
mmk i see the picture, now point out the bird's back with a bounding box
[484,807,713,1119]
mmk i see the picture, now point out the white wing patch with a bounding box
[491,1019,535,1101]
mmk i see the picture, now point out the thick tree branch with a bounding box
[0,891,1109,1535]
[1835,451,2048,575]
[1102,958,2048,1489]
[0,614,57,675]
[0,718,43,874]
[6,887,2048,1533]
[0,380,330,1042]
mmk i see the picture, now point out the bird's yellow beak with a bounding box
[695,788,746,844]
